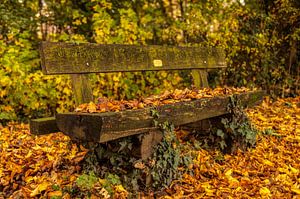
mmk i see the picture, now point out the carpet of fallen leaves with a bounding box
[0,95,299,198]
[0,125,88,198]
[164,96,300,198]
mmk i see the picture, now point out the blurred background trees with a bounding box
[0,0,299,121]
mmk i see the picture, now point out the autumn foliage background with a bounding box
[0,0,299,122]
[0,0,300,198]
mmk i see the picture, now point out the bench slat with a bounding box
[55,91,265,143]
[40,42,226,74]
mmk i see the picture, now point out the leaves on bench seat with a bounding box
[75,87,255,113]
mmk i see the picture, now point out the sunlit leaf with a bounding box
[30,181,49,197]
[259,187,271,197]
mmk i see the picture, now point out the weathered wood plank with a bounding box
[199,70,209,88]
[140,130,163,186]
[191,70,209,88]
[56,91,265,143]
[71,74,93,105]
[40,42,226,74]
[141,130,163,160]
[30,117,59,135]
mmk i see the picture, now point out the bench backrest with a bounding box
[39,42,226,105]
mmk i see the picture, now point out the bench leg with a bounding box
[140,130,163,186]
[140,130,163,160]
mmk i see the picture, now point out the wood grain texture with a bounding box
[71,74,93,105]
[191,70,209,88]
[141,130,163,160]
[56,91,266,143]
[30,117,59,135]
[40,42,226,74]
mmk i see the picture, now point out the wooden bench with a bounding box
[30,42,264,159]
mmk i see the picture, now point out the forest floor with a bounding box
[0,96,299,198]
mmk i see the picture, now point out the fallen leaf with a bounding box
[291,187,300,195]
[259,187,271,197]
[48,190,62,197]
[263,160,274,167]
[30,181,49,197]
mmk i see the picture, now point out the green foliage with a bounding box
[91,71,187,100]
[75,170,123,197]
[50,197,62,199]
[214,96,258,153]
[105,173,121,185]
[101,173,121,195]
[261,128,282,138]
[52,184,60,191]
[76,171,98,190]
[0,0,38,43]
[0,52,74,121]
[80,138,142,192]
[150,110,192,189]
[217,0,300,97]
[151,122,192,189]
[79,111,192,192]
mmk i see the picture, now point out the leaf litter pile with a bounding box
[163,96,300,198]
[0,88,299,198]
[75,87,252,113]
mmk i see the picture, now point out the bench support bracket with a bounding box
[191,69,209,88]
[71,74,93,105]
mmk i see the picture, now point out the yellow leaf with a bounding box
[205,188,215,196]
[161,196,173,199]
[275,174,288,182]
[25,150,33,159]
[99,178,107,185]
[25,176,34,183]
[14,154,24,159]
[291,187,300,195]
[19,134,27,139]
[32,144,42,150]
[87,102,97,113]
[263,179,270,184]
[113,75,120,82]
[225,169,233,177]
[47,154,54,161]
[228,176,239,187]
[114,185,127,193]
[30,182,49,197]
[73,19,82,25]
[278,167,289,173]
[263,160,274,167]
[259,187,271,197]
[289,165,299,175]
